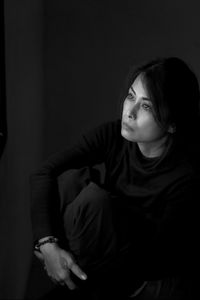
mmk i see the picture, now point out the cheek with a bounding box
[138,114,162,133]
[143,121,164,139]
[137,113,154,126]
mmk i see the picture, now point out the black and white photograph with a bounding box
[0,1,200,299]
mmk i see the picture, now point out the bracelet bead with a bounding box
[34,237,58,252]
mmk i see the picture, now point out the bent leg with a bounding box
[62,183,151,299]
[63,182,117,273]
[58,167,92,214]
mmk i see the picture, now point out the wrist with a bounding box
[34,236,58,252]
[39,241,59,254]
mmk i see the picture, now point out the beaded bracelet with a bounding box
[34,236,58,252]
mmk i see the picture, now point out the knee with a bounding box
[58,168,91,211]
[58,168,91,196]
[74,182,111,214]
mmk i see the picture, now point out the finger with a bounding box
[47,272,66,286]
[70,263,87,280]
[49,276,58,285]
[34,251,44,262]
[61,252,87,280]
[64,277,77,290]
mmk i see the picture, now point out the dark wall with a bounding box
[1,0,200,299]
[0,0,44,299]
[44,0,200,157]
[0,0,7,159]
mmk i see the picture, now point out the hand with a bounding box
[34,243,87,290]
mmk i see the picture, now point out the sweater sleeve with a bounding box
[30,120,118,242]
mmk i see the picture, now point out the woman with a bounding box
[30,57,200,299]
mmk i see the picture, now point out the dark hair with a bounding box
[120,57,200,145]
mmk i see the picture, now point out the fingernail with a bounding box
[81,274,87,280]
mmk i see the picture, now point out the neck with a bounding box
[137,135,171,158]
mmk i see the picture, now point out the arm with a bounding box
[30,120,119,287]
[30,121,113,242]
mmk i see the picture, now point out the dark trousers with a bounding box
[63,182,117,272]
[62,179,139,298]
[57,168,196,300]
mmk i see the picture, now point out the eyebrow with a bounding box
[130,86,151,101]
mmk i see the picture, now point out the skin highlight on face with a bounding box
[121,74,171,158]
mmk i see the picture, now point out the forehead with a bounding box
[130,75,150,99]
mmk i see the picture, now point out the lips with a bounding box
[122,121,134,131]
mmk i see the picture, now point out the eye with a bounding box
[142,103,152,111]
[126,93,135,100]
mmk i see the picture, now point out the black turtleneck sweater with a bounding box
[30,119,199,278]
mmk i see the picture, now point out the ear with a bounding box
[168,124,176,134]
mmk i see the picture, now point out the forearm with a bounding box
[30,125,109,243]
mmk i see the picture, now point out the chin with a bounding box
[121,129,136,142]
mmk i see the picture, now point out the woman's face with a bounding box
[121,75,167,144]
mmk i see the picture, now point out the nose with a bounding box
[128,102,139,120]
